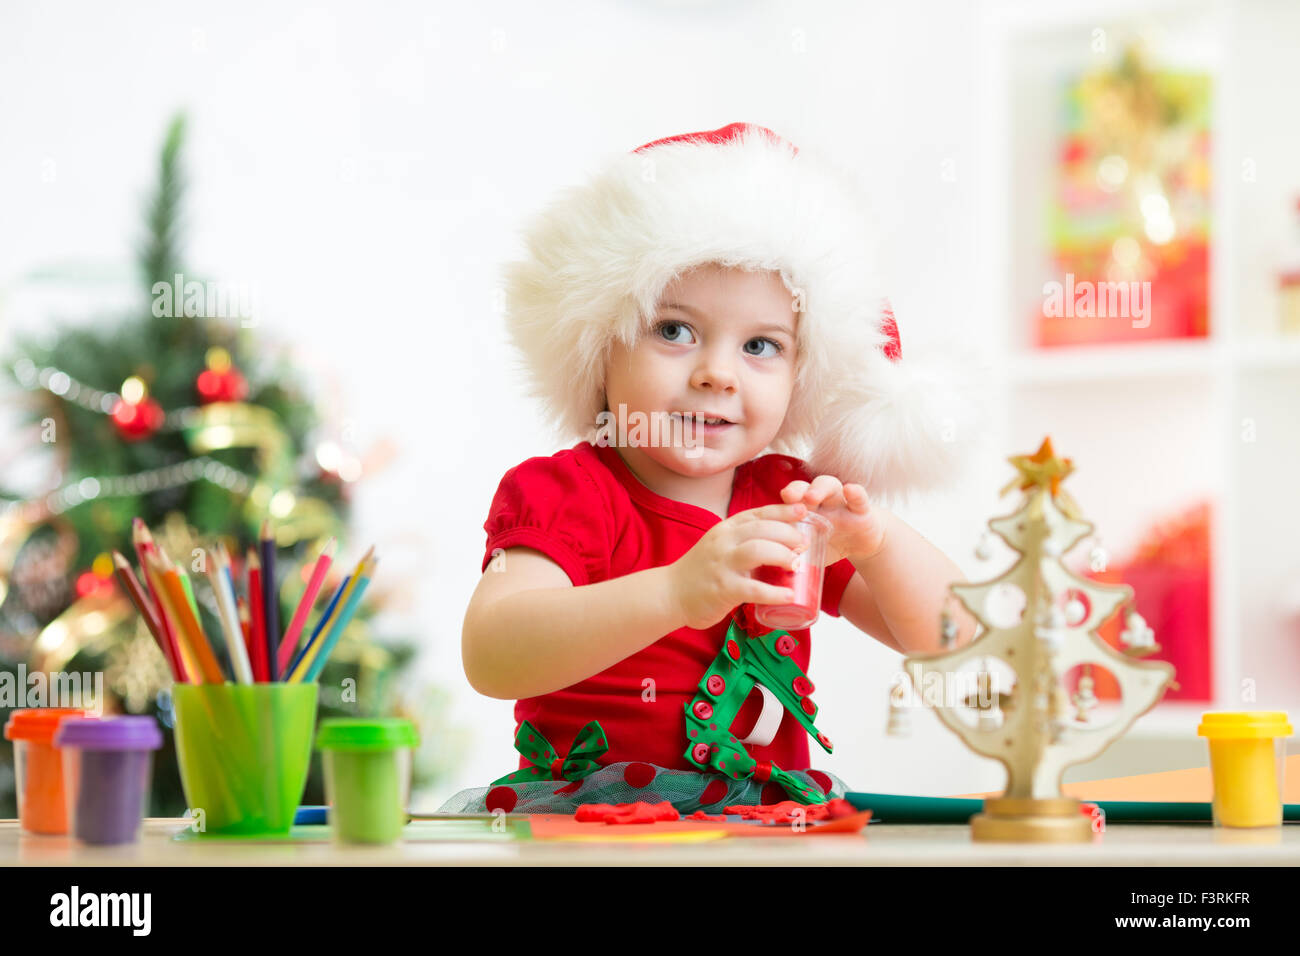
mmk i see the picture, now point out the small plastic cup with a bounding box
[316,718,419,844]
[1197,711,1292,828]
[754,512,832,631]
[55,716,162,845]
[172,682,319,835]
[4,708,88,834]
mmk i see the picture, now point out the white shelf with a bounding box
[976,0,1300,733]
[1234,337,1300,370]
[1006,339,1221,386]
[1004,337,1300,387]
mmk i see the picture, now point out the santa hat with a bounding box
[502,121,969,500]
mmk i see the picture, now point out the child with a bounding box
[443,123,976,816]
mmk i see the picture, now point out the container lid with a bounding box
[54,715,163,750]
[1197,711,1293,739]
[3,708,88,744]
[316,718,418,751]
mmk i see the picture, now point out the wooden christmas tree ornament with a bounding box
[903,437,1177,842]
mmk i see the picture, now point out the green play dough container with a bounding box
[316,718,419,844]
[172,683,319,835]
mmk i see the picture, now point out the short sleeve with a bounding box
[481,453,612,587]
[820,557,856,617]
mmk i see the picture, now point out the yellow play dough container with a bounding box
[1197,712,1292,827]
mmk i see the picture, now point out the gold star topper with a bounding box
[1001,437,1081,516]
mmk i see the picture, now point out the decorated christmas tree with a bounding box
[0,114,460,814]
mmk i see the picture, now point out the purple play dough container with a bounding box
[54,716,163,845]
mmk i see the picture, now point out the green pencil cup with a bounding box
[317,718,418,844]
[172,683,319,836]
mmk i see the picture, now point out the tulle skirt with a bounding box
[436,760,855,814]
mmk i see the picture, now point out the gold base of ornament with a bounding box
[970,797,1095,843]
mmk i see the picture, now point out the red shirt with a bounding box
[481,440,856,774]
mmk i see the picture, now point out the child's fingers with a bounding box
[843,483,871,512]
[745,502,807,523]
[779,480,811,503]
[803,474,843,508]
[744,579,798,606]
[738,519,806,550]
[731,538,800,572]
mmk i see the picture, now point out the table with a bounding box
[4,818,1297,866]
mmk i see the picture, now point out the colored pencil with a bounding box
[132,519,186,681]
[247,549,270,682]
[206,544,253,684]
[148,550,225,684]
[237,595,252,660]
[111,551,181,680]
[299,557,375,683]
[284,571,350,680]
[277,536,335,675]
[140,546,199,684]
[218,543,255,684]
[177,567,201,627]
[260,520,280,681]
[294,552,376,683]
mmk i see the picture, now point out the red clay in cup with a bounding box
[755,512,831,631]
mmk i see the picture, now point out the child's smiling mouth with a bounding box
[668,411,738,430]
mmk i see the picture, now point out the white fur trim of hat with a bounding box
[503,121,971,500]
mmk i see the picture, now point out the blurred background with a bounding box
[2,0,1298,808]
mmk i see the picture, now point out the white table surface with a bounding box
[4,817,1298,866]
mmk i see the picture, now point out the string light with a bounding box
[11,358,202,430]
[1,454,255,519]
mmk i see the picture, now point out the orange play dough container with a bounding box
[1197,712,1293,827]
[4,709,89,834]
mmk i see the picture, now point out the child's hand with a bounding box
[668,502,809,630]
[780,476,889,565]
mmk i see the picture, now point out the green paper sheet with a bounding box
[845,792,1300,824]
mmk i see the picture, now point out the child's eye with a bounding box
[655,321,696,344]
[743,337,783,358]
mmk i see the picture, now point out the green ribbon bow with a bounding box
[490,719,609,785]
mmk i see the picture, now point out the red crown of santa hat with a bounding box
[503,121,964,499]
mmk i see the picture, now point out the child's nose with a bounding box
[689,349,738,393]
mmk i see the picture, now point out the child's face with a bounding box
[604,263,798,476]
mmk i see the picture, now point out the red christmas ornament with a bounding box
[75,568,114,598]
[111,395,164,441]
[196,347,248,404]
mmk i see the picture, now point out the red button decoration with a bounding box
[692,700,714,720]
[725,639,740,661]
[792,676,814,696]
[623,762,656,788]
[775,634,797,656]
[692,743,710,763]
[800,697,816,716]
[816,732,833,750]
[707,674,726,696]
